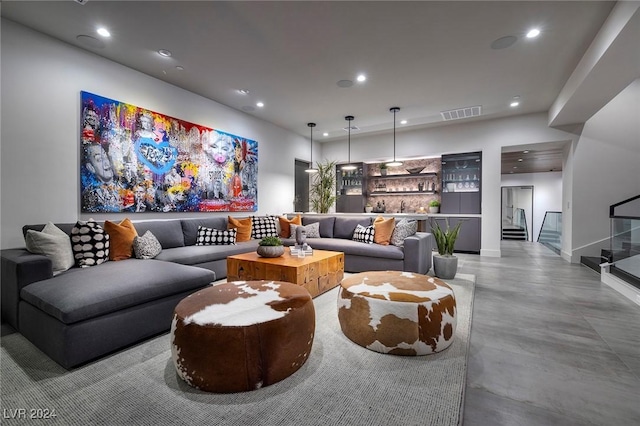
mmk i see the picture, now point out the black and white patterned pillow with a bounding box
[391,219,418,246]
[290,222,320,239]
[251,216,279,239]
[133,231,163,259]
[352,224,375,244]
[70,219,110,267]
[196,226,237,245]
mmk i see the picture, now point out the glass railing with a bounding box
[514,208,529,241]
[609,195,640,288]
[538,211,562,254]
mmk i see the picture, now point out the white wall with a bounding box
[567,78,640,262]
[321,113,580,257]
[0,20,310,249]
[501,172,563,242]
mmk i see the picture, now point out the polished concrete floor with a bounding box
[460,241,640,425]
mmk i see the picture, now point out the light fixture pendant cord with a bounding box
[348,123,351,163]
[393,109,397,161]
[310,126,313,165]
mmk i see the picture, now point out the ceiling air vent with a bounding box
[440,105,482,121]
[342,125,360,131]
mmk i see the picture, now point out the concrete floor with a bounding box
[2,241,638,425]
[460,241,640,425]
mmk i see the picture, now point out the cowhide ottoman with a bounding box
[338,271,456,355]
[171,280,315,393]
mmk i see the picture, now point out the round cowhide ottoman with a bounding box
[171,280,315,393]
[338,271,456,355]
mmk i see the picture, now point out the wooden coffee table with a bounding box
[227,249,344,298]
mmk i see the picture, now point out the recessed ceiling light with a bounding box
[518,158,523,162]
[323,132,329,137]
[523,150,529,153]
[96,27,110,37]
[158,49,172,57]
[237,89,250,95]
[513,166,518,169]
[337,80,353,88]
[526,28,540,38]
[400,120,407,125]
[510,101,520,107]
[356,74,366,82]
[256,102,264,108]
[175,66,184,71]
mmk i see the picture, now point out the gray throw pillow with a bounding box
[25,222,75,275]
[290,222,320,238]
[391,219,418,247]
[133,230,163,259]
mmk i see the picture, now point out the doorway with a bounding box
[294,160,310,212]
[501,186,533,241]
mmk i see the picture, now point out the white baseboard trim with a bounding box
[480,249,501,257]
[601,268,640,306]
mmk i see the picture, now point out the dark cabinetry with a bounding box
[441,152,481,214]
[336,163,365,213]
[432,217,481,254]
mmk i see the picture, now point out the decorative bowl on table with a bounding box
[405,167,425,175]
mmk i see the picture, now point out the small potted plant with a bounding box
[429,199,441,214]
[379,163,388,176]
[431,218,463,279]
[257,236,284,258]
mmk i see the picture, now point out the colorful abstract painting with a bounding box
[80,91,258,213]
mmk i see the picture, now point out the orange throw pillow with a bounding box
[104,218,138,261]
[228,216,252,242]
[373,216,395,246]
[278,215,302,238]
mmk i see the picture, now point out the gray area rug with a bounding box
[1,273,475,426]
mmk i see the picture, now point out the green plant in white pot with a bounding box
[429,199,441,214]
[431,218,463,279]
[257,236,284,258]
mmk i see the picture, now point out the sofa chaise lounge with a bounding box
[1,215,432,369]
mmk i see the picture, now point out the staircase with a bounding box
[502,226,527,241]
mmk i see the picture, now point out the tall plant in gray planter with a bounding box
[431,218,463,279]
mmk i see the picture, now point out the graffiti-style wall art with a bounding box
[80,91,258,213]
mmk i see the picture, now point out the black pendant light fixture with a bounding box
[386,107,403,167]
[341,115,357,170]
[305,122,318,173]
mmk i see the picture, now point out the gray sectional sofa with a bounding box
[1,215,432,369]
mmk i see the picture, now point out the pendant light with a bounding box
[305,122,318,173]
[386,107,403,167]
[341,115,357,170]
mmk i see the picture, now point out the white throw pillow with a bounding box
[25,222,75,275]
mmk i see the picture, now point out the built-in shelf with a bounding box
[369,191,438,196]
[372,172,438,180]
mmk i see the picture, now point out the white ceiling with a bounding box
[2,1,615,142]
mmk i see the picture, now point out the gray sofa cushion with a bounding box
[155,240,260,265]
[181,218,228,246]
[333,217,373,240]
[302,217,335,238]
[20,259,214,324]
[305,238,404,260]
[133,220,185,249]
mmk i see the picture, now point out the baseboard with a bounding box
[480,248,501,257]
[601,268,640,306]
